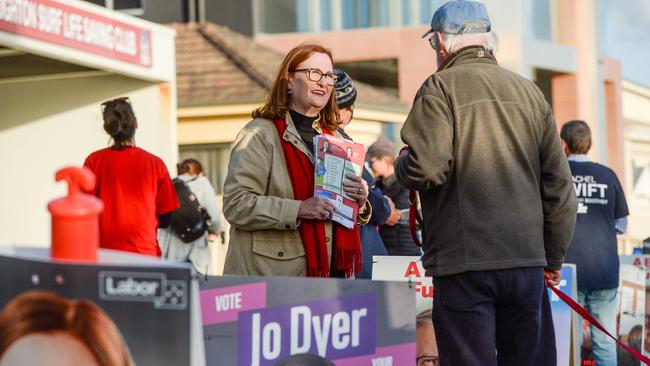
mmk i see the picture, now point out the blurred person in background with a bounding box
[562,120,629,366]
[222,44,371,278]
[367,138,421,256]
[617,325,641,366]
[84,97,178,257]
[334,68,390,278]
[158,158,223,275]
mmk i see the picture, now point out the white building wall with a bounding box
[622,81,650,243]
[0,74,177,247]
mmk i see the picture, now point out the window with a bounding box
[112,0,144,16]
[259,0,299,33]
[533,68,555,105]
[113,0,142,10]
[632,159,650,202]
[401,0,411,26]
[335,59,398,95]
[341,0,392,29]
[296,0,309,32]
[257,0,406,33]
[420,0,444,24]
[375,0,390,27]
[320,0,333,31]
[179,143,232,195]
[530,0,552,41]
[81,0,144,16]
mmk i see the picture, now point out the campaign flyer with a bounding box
[314,134,366,228]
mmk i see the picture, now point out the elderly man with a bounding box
[395,1,577,365]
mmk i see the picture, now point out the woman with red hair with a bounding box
[223,44,371,277]
[0,291,133,366]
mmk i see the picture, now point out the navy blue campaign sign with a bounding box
[0,247,197,366]
[549,264,577,366]
[200,276,415,366]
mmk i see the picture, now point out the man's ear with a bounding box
[436,33,447,57]
[561,140,570,156]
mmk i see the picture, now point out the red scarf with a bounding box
[273,118,362,277]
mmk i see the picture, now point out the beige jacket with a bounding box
[222,113,370,276]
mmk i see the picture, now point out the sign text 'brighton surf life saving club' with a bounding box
[0,0,151,66]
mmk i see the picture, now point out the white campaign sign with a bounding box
[372,256,432,314]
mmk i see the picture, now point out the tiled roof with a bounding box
[174,22,405,109]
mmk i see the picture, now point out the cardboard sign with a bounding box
[549,264,577,366]
[200,276,415,366]
[371,255,432,314]
[619,255,647,362]
[0,248,198,365]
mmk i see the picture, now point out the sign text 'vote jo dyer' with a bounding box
[237,293,376,366]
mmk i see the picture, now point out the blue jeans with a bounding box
[577,288,618,366]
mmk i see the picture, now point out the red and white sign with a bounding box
[0,0,152,67]
[372,255,433,313]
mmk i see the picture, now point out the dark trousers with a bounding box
[432,267,556,366]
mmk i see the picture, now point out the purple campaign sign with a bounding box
[200,282,267,325]
[333,343,416,365]
[237,292,376,366]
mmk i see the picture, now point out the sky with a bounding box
[600,0,650,87]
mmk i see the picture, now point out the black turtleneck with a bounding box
[289,109,319,153]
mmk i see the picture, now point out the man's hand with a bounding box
[544,269,562,287]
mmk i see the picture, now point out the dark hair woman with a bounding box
[83,97,179,256]
[222,44,371,278]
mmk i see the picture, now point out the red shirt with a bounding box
[84,147,179,256]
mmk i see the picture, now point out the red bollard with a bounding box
[47,166,104,262]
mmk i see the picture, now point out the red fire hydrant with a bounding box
[47,167,104,262]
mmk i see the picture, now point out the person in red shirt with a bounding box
[84,97,178,256]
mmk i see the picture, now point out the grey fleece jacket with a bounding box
[395,46,577,277]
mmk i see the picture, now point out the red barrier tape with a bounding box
[547,282,650,364]
[408,191,423,247]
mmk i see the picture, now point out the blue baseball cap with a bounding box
[422,0,492,38]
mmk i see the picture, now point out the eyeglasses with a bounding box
[428,36,438,50]
[101,97,130,112]
[416,355,440,366]
[292,68,338,86]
